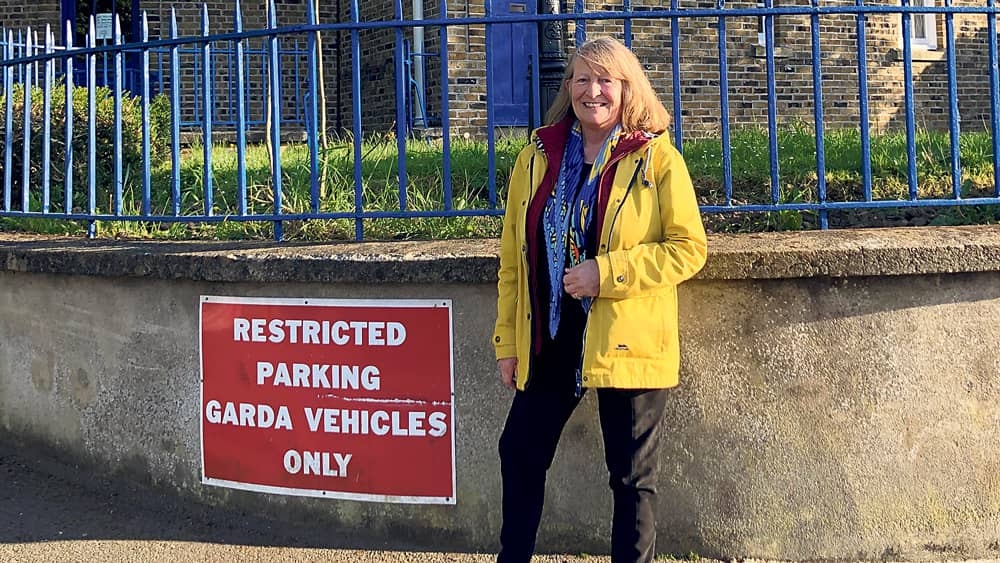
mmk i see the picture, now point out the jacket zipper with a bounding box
[523,152,537,389]
[607,157,643,240]
[574,155,644,397]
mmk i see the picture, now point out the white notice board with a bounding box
[95,14,113,40]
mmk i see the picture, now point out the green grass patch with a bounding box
[685,125,1000,232]
[2,126,998,240]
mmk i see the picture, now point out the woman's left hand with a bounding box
[563,259,600,299]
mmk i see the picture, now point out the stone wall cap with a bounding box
[705,225,1000,279]
[1,225,999,283]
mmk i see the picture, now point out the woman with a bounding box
[492,37,707,563]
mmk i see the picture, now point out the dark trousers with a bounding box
[497,383,669,563]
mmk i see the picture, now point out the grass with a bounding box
[684,124,1000,232]
[1,126,998,240]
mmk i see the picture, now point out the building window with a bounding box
[906,0,938,50]
[753,0,790,58]
[756,1,774,47]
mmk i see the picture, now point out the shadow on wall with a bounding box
[884,25,997,133]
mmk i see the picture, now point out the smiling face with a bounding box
[569,58,623,138]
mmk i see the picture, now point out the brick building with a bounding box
[4,0,997,139]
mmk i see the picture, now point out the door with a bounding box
[488,0,535,126]
[62,0,138,46]
[61,0,144,93]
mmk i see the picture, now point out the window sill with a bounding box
[889,48,946,62]
[751,45,794,59]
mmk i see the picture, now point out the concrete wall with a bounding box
[1,226,999,560]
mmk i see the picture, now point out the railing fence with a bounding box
[0,0,998,239]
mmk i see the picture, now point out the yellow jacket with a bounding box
[493,124,707,391]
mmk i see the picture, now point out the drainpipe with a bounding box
[336,0,342,131]
[411,0,425,127]
[538,0,564,120]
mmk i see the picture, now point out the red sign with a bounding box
[199,296,455,504]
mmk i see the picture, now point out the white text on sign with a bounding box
[233,318,407,346]
[203,401,449,437]
[283,450,352,477]
[257,361,381,390]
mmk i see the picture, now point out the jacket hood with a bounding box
[532,115,660,163]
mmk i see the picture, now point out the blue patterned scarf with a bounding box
[542,122,622,338]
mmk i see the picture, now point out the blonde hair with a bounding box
[544,37,671,134]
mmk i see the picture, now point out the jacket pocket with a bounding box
[590,289,676,360]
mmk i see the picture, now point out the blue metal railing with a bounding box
[0,0,998,240]
[2,38,309,129]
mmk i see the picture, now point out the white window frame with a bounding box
[904,0,938,51]
[756,1,773,47]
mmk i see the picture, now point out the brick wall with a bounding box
[425,0,997,138]
[2,2,62,39]
[137,0,319,135]
[7,0,997,139]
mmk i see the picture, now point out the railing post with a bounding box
[623,0,632,47]
[716,0,732,208]
[266,0,283,241]
[809,0,828,228]
[305,0,320,213]
[170,9,181,217]
[670,0,682,149]
[234,0,248,216]
[113,16,123,216]
[63,21,73,214]
[87,17,96,238]
[140,11,151,216]
[438,0,453,211]
[574,0,586,45]
[201,4,214,218]
[763,0,780,205]
[855,0,872,202]
[393,0,408,210]
[42,26,53,214]
[349,0,363,240]
[3,32,12,213]
[21,27,32,213]
[900,0,919,201]
[943,0,962,199]
[485,0,497,209]
[988,0,1000,196]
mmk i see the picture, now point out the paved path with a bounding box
[0,437,618,563]
[3,437,994,563]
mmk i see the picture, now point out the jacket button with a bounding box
[600,244,607,250]
[583,376,589,381]
[494,336,501,343]
[527,313,531,320]
[616,275,625,282]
